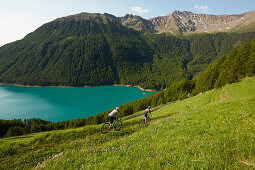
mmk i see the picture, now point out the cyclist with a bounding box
[108,107,120,128]
[144,106,152,124]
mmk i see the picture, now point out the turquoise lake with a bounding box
[0,85,155,122]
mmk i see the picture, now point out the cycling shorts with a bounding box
[108,116,114,124]
[144,112,148,118]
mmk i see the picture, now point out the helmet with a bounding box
[116,107,120,110]
[148,106,151,109]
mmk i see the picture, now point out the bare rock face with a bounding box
[119,14,156,33]
[120,10,255,34]
[164,10,245,34]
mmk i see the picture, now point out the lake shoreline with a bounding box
[0,83,157,92]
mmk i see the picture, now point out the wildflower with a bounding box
[150,144,151,149]
[174,155,177,158]
[67,158,70,161]
[112,147,115,150]
[151,150,154,153]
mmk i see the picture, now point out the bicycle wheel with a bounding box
[101,123,110,134]
[139,119,145,127]
[114,120,122,131]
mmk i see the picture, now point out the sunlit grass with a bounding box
[1,77,255,169]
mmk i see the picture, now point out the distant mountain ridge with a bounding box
[54,10,255,34]
[118,10,255,34]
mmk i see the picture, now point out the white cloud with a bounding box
[194,5,209,13]
[130,6,149,14]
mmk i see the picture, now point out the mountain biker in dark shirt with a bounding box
[144,106,151,124]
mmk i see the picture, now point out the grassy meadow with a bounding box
[1,77,255,169]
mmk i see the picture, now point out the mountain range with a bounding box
[52,10,255,34]
[0,10,255,89]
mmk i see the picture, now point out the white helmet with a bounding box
[148,106,151,109]
[116,107,120,110]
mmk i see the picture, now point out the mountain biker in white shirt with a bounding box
[108,107,120,128]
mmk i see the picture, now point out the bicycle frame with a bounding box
[113,119,120,125]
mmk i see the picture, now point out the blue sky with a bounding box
[1,0,255,47]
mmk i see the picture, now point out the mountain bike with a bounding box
[101,118,122,134]
[139,116,151,127]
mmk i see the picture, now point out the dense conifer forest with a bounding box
[194,38,255,93]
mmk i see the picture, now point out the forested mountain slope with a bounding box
[195,38,255,93]
[0,13,255,89]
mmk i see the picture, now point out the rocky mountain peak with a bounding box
[123,14,135,20]
[118,14,155,33]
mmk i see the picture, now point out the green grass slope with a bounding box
[1,77,255,169]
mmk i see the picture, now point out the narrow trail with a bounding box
[123,102,174,122]
[0,132,44,140]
